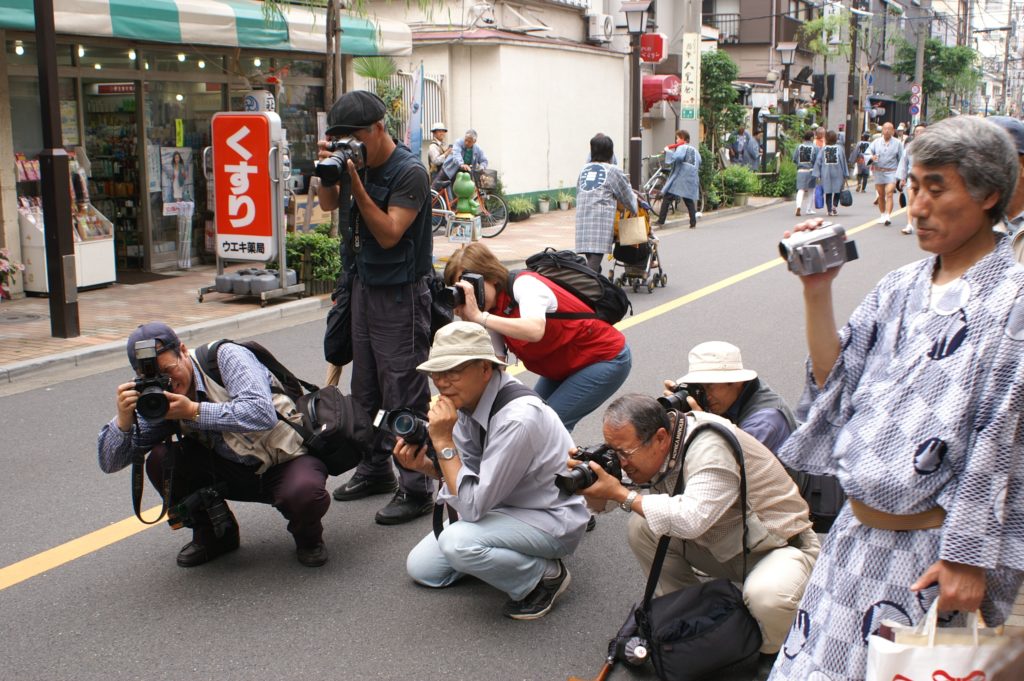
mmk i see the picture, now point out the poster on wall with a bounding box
[160,146,195,216]
[60,100,79,145]
[147,145,161,193]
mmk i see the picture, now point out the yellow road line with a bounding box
[0,507,164,591]
[0,213,889,592]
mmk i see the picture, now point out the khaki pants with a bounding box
[628,514,820,653]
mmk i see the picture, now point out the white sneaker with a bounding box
[884,213,892,226]
[807,209,817,215]
[876,215,887,224]
[901,226,913,235]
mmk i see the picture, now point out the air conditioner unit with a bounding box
[644,100,669,120]
[588,14,614,44]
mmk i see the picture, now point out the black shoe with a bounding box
[333,475,398,501]
[503,560,571,620]
[296,542,328,568]
[374,491,433,525]
[176,530,240,568]
[586,515,597,532]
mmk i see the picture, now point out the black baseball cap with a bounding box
[325,90,387,137]
[126,322,180,372]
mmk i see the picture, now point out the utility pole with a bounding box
[845,4,860,149]
[914,1,929,123]
[1001,5,1014,114]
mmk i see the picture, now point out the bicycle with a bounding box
[431,168,509,238]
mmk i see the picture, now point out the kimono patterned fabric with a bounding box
[770,237,1024,681]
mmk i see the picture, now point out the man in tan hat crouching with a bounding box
[395,322,590,620]
[663,341,796,454]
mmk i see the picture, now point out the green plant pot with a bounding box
[537,200,550,214]
[509,211,532,222]
[732,193,750,207]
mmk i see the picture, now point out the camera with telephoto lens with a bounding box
[314,138,367,187]
[375,408,430,447]
[167,485,234,538]
[778,222,859,276]
[555,444,623,494]
[657,382,707,413]
[133,339,172,422]
[438,272,486,311]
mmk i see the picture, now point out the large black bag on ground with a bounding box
[635,579,762,681]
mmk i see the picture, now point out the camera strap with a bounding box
[131,427,178,526]
[432,381,539,539]
[641,421,750,611]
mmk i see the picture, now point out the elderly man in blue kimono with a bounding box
[731,126,760,170]
[654,130,701,228]
[769,115,1024,681]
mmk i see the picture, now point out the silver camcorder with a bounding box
[778,223,858,276]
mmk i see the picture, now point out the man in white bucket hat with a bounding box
[427,121,450,181]
[396,321,589,620]
[664,341,796,454]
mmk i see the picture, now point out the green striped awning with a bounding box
[0,0,412,55]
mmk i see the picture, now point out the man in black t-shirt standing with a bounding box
[317,90,435,525]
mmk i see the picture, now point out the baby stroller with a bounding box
[608,196,667,294]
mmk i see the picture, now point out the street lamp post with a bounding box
[621,0,651,190]
[776,42,798,116]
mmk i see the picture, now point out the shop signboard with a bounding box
[640,33,667,63]
[679,33,701,120]
[211,112,282,261]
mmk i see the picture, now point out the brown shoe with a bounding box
[296,542,328,567]
[795,207,801,217]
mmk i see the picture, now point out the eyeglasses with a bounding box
[608,442,646,462]
[428,362,477,383]
[157,354,184,376]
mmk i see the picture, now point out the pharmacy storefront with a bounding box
[0,0,410,288]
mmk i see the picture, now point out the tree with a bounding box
[892,39,980,119]
[352,56,404,137]
[799,12,850,123]
[700,50,746,158]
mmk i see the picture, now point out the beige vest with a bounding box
[181,350,306,475]
[658,412,812,563]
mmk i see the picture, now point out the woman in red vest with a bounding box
[443,243,632,432]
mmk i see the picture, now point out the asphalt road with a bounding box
[0,197,922,681]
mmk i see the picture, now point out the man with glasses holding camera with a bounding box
[393,322,589,620]
[97,323,331,568]
[662,341,796,455]
[316,90,435,526]
[572,393,818,667]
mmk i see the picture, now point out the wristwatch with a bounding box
[620,490,639,513]
[438,447,458,461]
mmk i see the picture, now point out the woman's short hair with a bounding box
[590,134,614,163]
[826,130,838,145]
[909,117,1019,222]
[443,242,511,295]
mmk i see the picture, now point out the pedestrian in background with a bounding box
[865,122,903,225]
[731,125,760,170]
[427,122,450,183]
[896,123,927,235]
[575,134,637,272]
[793,131,819,217]
[655,129,701,229]
[849,132,871,193]
[812,130,848,217]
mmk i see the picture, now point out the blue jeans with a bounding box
[406,512,568,600]
[534,344,632,432]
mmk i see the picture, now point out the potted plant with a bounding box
[507,197,535,222]
[556,191,574,210]
[269,224,341,295]
[537,194,551,214]
[719,165,760,207]
[0,247,25,300]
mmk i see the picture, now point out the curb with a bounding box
[0,296,332,384]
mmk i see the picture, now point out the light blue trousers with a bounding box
[534,344,632,432]
[406,512,568,601]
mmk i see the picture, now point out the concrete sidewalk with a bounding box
[0,198,780,382]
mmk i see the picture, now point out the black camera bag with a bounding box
[633,421,762,681]
[196,340,370,476]
[323,274,353,367]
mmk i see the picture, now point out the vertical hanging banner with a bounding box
[680,34,701,120]
[405,62,424,158]
[211,112,282,261]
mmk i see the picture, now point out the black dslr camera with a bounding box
[438,272,486,311]
[314,138,367,187]
[133,339,172,422]
[555,445,623,494]
[657,383,706,412]
[167,485,234,538]
[375,408,430,447]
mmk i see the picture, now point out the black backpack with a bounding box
[790,470,846,533]
[195,340,371,476]
[506,248,632,325]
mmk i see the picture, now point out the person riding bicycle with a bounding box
[433,129,488,192]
